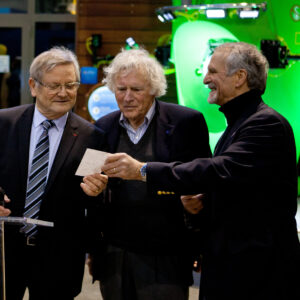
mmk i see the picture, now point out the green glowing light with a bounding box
[169,1,300,194]
[171,0,300,168]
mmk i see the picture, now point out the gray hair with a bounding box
[103,48,167,97]
[215,42,269,93]
[30,46,80,82]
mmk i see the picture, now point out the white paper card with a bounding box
[75,148,110,176]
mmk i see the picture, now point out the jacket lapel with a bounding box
[106,113,121,153]
[45,112,79,192]
[17,105,35,197]
[154,101,174,162]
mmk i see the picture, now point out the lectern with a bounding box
[0,194,54,300]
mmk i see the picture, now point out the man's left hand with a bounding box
[0,194,11,217]
[181,194,204,214]
[80,173,108,196]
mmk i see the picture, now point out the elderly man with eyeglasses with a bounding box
[0,46,108,300]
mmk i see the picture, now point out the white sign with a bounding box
[0,55,10,73]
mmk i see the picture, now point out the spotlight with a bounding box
[155,2,267,22]
[238,9,259,19]
[156,8,175,22]
[157,14,165,22]
[155,45,171,67]
[261,40,288,68]
[261,40,300,68]
[125,37,139,49]
[206,9,226,19]
[163,11,175,22]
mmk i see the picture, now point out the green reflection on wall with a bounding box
[170,0,300,164]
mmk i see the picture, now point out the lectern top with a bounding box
[0,217,54,227]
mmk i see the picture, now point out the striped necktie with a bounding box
[21,119,54,237]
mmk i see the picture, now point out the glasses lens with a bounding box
[44,82,80,94]
[48,84,60,91]
[65,82,80,90]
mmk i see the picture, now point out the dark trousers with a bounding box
[99,245,190,300]
[5,238,74,300]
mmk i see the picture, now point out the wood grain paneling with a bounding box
[77,29,171,44]
[79,0,171,4]
[78,16,167,31]
[78,3,168,17]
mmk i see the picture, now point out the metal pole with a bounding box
[0,187,6,300]
[0,221,5,300]
[0,188,53,300]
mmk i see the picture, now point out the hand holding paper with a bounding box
[76,148,110,176]
[101,152,144,181]
[80,173,108,197]
[76,149,109,196]
[0,187,11,217]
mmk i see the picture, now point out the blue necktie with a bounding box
[21,120,54,237]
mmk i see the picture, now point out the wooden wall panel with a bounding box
[77,29,171,44]
[78,3,168,16]
[75,0,172,121]
[78,16,167,31]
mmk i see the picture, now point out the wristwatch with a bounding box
[140,163,147,182]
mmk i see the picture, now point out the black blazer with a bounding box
[0,104,105,296]
[96,100,211,163]
[146,91,300,299]
[93,100,211,283]
[94,100,211,250]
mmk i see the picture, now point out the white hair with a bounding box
[103,48,167,97]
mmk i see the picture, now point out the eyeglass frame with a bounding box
[34,78,80,94]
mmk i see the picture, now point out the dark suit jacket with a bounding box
[146,91,300,299]
[93,100,211,280]
[96,100,211,163]
[0,104,105,296]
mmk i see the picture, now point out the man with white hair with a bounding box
[90,48,211,300]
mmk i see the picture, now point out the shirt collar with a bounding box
[33,106,68,130]
[119,100,156,129]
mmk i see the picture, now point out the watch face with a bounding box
[140,164,147,177]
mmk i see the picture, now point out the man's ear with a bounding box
[28,77,37,97]
[235,69,248,88]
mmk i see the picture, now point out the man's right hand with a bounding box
[180,194,205,214]
[0,194,11,217]
[102,153,145,181]
[86,253,93,276]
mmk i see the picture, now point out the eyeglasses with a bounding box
[34,79,80,94]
